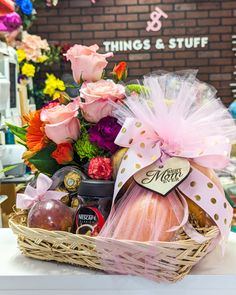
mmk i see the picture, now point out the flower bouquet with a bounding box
[9,43,128,235]
[9,44,127,176]
[9,44,236,283]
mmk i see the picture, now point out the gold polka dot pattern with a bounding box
[190,181,196,187]
[140,143,145,148]
[207,182,213,188]
[210,198,217,204]
[195,195,201,201]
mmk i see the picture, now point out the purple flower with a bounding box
[89,116,121,154]
[0,12,22,32]
[18,74,27,83]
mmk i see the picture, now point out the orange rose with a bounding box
[112,61,127,81]
[51,143,73,165]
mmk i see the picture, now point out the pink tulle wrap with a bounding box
[100,184,188,242]
[98,71,236,277]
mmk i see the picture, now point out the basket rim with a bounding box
[9,212,220,247]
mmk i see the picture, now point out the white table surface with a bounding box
[1,229,236,295]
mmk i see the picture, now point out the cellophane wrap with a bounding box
[97,70,236,278]
[100,183,188,242]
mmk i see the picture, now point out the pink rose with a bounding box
[40,100,80,144]
[65,44,113,83]
[79,79,125,123]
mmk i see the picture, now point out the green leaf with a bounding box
[0,165,17,174]
[6,123,27,142]
[65,83,81,89]
[28,144,60,175]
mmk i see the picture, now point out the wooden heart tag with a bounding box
[134,157,190,196]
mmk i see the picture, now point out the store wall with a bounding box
[31,0,236,105]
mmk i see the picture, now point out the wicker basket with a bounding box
[9,211,220,282]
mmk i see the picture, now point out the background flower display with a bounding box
[0,0,100,112]
[0,12,22,32]
[0,0,66,111]
[14,0,59,30]
[15,31,63,109]
[0,1,15,16]
[16,31,49,79]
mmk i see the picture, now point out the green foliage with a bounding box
[126,84,149,95]
[45,45,62,66]
[22,13,36,30]
[65,83,82,90]
[6,123,27,142]
[28,86,48,109]
[74,132,105,161]
[28,144,60,175]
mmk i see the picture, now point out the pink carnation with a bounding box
[88,157,113,180]
[18,32,50,62]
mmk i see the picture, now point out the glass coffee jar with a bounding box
[74,179,114,236]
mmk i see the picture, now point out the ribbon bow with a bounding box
[114,117,233,241]
[16,174,68,210]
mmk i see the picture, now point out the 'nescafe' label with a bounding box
[77,207,98,226]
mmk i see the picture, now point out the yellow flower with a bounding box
[36,55,49,63]
[17,49,26,63]
[43,85,56,97]
[56,79,65,91]
[21,63,36,78]
[46,73,57,84]
[53,91,61,100]
[43,73,66,98]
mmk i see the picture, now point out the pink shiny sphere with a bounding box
[27,200,74,232]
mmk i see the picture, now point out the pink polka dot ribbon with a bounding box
[178,167,232,240]
[114,117,233,241]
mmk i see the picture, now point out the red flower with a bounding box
[88,157,113,180]
[61,43,72,61]
[112,61,128,81]
[51,143,73,165]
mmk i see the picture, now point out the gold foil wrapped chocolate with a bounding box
[64,171,81,192]
[55,187,70,205]
[60,195,70,206]
[71,197,80,209]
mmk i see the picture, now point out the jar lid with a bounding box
[77,179,114,198]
